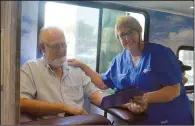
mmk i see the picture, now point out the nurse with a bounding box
[68,16,194,125]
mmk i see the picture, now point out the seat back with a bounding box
[20,112,38,123]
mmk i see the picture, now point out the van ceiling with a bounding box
[101,1,194,17]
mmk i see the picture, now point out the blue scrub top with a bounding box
[101,42,194,125]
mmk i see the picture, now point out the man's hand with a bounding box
[67,59,86,69]
[66,106,88,115]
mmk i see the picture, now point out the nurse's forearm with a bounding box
[144,83,180,103]
[81,64,108,90]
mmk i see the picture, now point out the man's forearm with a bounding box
[90,91,109,106]
[81,64,108,89]
[20,98,72,116]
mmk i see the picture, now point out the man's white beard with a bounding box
[46,56,66,68]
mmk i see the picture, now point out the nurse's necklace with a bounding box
[132,56,141,67]
[132,56,140,61]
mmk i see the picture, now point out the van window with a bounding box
[178,47,194,87]
[40,1,149,72]
[44,2,99,71]
[99,8,145,73]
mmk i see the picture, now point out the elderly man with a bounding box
[20,27,107,118]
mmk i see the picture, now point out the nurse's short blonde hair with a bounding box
[115,16,142,37]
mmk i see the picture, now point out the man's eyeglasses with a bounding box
[117,29,137,41]
[44,42,67,52]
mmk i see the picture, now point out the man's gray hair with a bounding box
[39,26,64,44]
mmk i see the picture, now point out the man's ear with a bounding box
[40,43,46,53]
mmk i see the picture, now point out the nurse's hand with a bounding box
[125,102,147,114]
[132,95,148,106]
[67,106,88,115]
[124,96,148,114]
[67,58,86,69]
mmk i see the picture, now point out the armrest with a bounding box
[90,102,147,124]
[106,107,148,123]
[20,112,38,123]
[20,114,111,125]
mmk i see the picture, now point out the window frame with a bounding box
[37,1,150,72]
[177,45,194,91]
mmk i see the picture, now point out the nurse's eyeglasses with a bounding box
[117,29,138,41]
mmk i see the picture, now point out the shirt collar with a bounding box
[43,55,50,69]
[62,62,70,78]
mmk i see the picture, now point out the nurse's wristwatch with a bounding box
[143,94,148,104]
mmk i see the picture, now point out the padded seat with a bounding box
[20,113,111,125]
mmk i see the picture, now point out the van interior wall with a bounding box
[1,1,21,124]
[100,1,194,54]
[147,10,193,53]
[20,1,39,66]
[20,1,194,116]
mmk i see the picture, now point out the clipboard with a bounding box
[100,87,144,110]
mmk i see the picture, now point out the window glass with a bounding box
[99,8,146,73]
[45,2,99,71]
[179,50,194,86]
